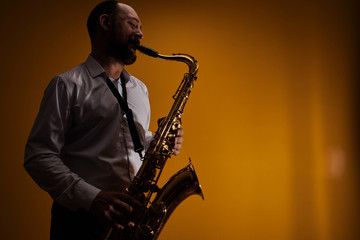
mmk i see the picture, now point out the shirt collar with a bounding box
[85,55,105,79]
[121,68,131,83]
[85,54,131,83]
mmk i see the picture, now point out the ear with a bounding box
[99,14,112,32]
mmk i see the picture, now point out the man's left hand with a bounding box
[172,128,184,156]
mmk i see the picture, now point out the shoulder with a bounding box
[47,63,90,95]
[56,63,88,85]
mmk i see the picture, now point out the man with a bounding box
[24,1,184,239]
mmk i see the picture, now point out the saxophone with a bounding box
[103,45,203,240]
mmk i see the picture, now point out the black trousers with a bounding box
[50,202,108,240]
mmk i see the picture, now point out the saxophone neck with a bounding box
[158,53,199,75]
[135,45,199,75]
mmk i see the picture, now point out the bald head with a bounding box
[117,3,139,18]
[87,1,140,40]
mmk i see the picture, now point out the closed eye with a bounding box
[127,17,142,30]
[128,21,137,29]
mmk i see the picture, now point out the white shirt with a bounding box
[24,55,152,211]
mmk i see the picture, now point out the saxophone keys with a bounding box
[149,184,160,193]
[162,143,170,151]
[167,133,176,138]
[150,201,167,217]
[172,118,182,131]
[136,224,154,240]
[172,123,181,131]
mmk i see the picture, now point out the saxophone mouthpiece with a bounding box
[135,45,159,58]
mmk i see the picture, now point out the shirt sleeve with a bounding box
[144,130,154,150]
[24,76,101,211]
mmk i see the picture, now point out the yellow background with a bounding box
[0,0,359,239]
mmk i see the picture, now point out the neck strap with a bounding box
[106,76,144,158]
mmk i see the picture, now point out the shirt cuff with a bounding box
[73,180,102,211]
[55,180,101,212]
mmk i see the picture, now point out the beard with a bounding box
[108,32,139,65]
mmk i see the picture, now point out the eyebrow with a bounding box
[128,17,140,23]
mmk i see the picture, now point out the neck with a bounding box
[91,50,125,79]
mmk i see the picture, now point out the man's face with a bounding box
[108,6,143,65]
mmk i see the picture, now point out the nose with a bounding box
[135,28,143,40]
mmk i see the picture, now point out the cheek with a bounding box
[114,29,132,43]
[112,25,124,38]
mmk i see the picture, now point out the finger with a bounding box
[112,216,134,230]
[176,128,184,136]
[115,223,125,230]
[103,204,127,230]
[107,205,135,229]
[114,192,143,210]
[172,149,180,156]
[103,205,113,223]
[171,135,183,156]
[128,222,135,228]
[106,205,124,229]
[112,200,133,216]
[174,136,184,144]
[111,214,134,230]
[174,142,182,150]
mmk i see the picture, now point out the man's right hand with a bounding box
[89,190,142,230]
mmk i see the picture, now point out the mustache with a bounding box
[129,38,140,46]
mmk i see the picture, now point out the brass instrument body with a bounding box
[133,161,203,240]
[104,46,203,240]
